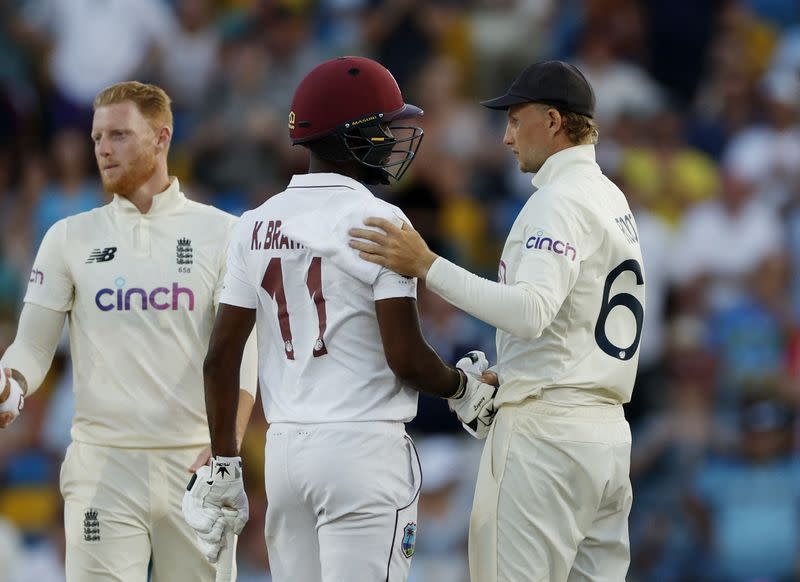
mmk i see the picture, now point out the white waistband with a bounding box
[268,420,406,437]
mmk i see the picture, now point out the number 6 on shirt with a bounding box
[261,256,328,359]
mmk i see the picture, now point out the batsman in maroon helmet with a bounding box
[182,56,498,581]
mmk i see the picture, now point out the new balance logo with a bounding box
[83,508,100,542]
[86,247,117,263]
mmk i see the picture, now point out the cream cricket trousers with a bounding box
[60,441,222,582]
[264,421,422,582]
[469,399,633,582]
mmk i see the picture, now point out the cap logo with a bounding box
[288,111,296,130]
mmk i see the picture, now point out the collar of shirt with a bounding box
[531,144,599,190]
[110,177,187,216]
[287,172,365,193]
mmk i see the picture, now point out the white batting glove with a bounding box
[0,368,24,428]
[456,350,489,377]
[449,351,498,439]
[183,456,249,563]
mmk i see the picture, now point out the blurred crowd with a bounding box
[1,0,800,580]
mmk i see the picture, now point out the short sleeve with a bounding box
[219,218,257,309]
[24,220,74,312]
[373,269,417,301]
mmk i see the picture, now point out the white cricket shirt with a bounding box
[220,173,419,424]
[23,178,253,448]
[427,145,645,406]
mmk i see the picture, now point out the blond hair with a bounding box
[536,103,599,145]
[560,110,599,145]
[94,81,173,131]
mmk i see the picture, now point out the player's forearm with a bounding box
[235,390,255,451]
[204,354,240,458]
[405,351,462,398]
[425,258,554,340]
[1,303,65,396]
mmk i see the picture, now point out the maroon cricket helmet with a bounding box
[289,56,424,182]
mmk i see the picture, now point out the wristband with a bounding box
[449,368,467,400]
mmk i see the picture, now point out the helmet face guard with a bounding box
[341,122,424,182]
[290,57,425,182]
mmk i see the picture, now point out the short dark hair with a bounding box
[305,134,350,163]
[304,134,390,185]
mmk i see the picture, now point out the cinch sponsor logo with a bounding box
[525,229,577,261]
[95,278,195,311]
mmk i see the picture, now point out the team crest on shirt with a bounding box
[177,237,193,273]
[401,522,417,558]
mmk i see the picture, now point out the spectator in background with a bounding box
[411,57,505,271]
[259,2,325,115]
[315,0,369,55]
[2,153,47,292]
[573,26,666,125]
[18,0,176,130]
[689,30,761,160]
[671,164,783,313]
[688,395,800,582]
[189,1,325,195]
[33,127,104,247]
[708,254,794,406]
[0,517,25,581]
[721,70,800,210]
[643,0,725,107]
[362,0,438,92]
[187,19,311,212]
[0,2,39,148]
[629,316,732,582]
[618,109,719,227]
[0,149,25,314]
[157,0,221,135]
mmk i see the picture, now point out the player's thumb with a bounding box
[481,371,499,387]
[189,446,212,473]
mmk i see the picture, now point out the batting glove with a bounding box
[448,351,498,439]
[183,456,249,563]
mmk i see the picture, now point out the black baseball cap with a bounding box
[481,60,596,118]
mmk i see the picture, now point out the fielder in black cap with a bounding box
[480,60,599,174]
[481,60,596,118]
[350,58,643,582]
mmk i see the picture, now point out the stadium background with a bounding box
[1,0,800,580]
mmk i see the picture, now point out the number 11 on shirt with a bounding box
[261,256,328,359]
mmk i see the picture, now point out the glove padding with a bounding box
[455,350,489,377]
[182,456,249,563]
[450,351,498,439]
